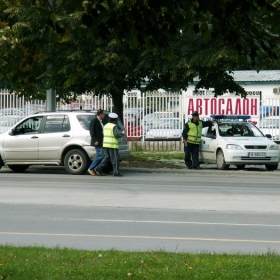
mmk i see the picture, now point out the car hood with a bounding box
[146,129,181,136]
[222,136,276,146]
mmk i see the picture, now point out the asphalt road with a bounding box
[0,166,280,254]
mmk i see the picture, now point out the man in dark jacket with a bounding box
[182,111,213,170]
[88,109,105,175]
[94,113,125,177]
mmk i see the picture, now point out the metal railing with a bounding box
[1,90,280,143]
[258,98,280,141]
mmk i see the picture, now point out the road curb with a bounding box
[121,165,280,176]
[1,165,279,176]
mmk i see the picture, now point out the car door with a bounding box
[38,115,73,160]
[3,116,43,160]
[200,125,218,162]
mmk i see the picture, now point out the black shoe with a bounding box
[113,173,123,177]
[94,168,101,176]
[187,166,192,169]
[193,166,202,170]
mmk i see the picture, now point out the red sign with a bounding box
[186,97,259,116]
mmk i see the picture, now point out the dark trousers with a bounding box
[95,148,120,175]
[184,142,200,168]
[89,147,103,170]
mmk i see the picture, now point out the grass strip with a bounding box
[131,152,184,160]
[1,245,280,279]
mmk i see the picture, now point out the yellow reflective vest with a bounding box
[103,123,119,149]
[187,121,203,144]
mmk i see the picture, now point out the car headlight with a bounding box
[226,144,242,150]
[269,145,279,150]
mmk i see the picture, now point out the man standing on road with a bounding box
[88,109,105,176]
[182,111,213,170]
[94,113,125,177]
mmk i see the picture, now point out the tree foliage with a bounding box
[0,0,280,116]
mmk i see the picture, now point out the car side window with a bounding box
[14,116,43,135]
[76,114,95,130]
[43,115,70,133]
[205,126,216,137]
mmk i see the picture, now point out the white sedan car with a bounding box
[144,118,182,141]
[199,115,279,170]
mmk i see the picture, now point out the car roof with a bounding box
[262,116,280,120]
[154,117,180,120]
[30,110,96,116]
[211,114,251,120]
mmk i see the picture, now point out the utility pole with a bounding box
[46,0,56,112]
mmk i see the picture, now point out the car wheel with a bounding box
[8,165,29,173]
[64,149,89,175]
[236,164,245,170]
[0,157,3,170]
[216,150,229,170]
[265,164,278,171]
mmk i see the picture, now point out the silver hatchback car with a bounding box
[0,111,130,174]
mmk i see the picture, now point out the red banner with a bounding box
[186,97,259,117]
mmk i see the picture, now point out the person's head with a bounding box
[191,110,199,122]
[97,109,105,120]
[108,112,118,123]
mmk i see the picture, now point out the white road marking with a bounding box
[51,218,280,227]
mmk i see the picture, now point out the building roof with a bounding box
[231,70,280,82]
[193,70,280,83]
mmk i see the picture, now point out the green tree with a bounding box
[0,0,280,118]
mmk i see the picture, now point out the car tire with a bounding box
[236,164,245,170]
[216,150,229,170]
[0,157,3,170]
[64,149,89,175]
[8,165,29,173]
[265,164,278,171]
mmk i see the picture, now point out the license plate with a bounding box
[248,152,266,157]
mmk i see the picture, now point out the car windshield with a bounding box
[151,119,181,129]
[142,112,176,125]
[124,108,141,115]
[218,122,264,137]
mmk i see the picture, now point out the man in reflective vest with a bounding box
[182,111,213,169]
[94,112,125,177]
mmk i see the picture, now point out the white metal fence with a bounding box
[258,98,280,141]
[0,90,113,133]
[1,90,280,142]
[0,90,186,140]
[123,90,184,141]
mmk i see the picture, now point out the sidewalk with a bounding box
[121,160,280,176]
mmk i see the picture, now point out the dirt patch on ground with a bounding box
[120,155,185,169]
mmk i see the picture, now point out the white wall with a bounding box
[183,83,280,100]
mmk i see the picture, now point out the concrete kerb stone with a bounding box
[1,163,279,176]
[121,164,280,177]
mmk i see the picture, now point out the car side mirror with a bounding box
[265,134,272,139]
[8,128,15,136]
